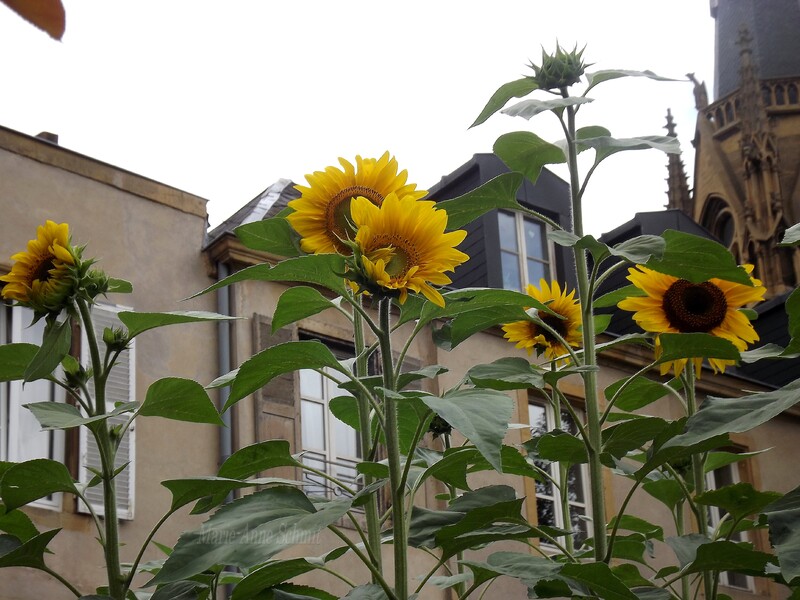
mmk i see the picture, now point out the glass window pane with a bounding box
[567,465,585,503]
[301,399,325,451]
[527,259,547,284]
[299,369,323,399]
[529,404,547,437]
[334,416,359,459]
[501,251,522,290]
[524,219,547,259]
[536,498,556,529]
[498,212,518,251]
[570,506,588,548]
[302,452,328,497]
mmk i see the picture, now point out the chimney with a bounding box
[36,132,59,144]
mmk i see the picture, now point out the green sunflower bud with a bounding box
[528,44,588,91]
[103,326,130,353]
[82,268,110,300]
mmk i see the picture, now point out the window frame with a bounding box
[497,211,554,291]
[527,398,590,549]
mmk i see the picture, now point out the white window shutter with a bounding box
[79,303,136,520]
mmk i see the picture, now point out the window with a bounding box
[706,463,753,591]
[298,343,361,500]
[529,400,589,548]
[0,304,66,510]
[79,303,136,520]
[498,211,551,291]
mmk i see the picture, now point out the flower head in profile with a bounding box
[617,264,766,376]
[502,280,582,361]
[287,153,426,255]
[348,192,468,307]
[0,220,79,314]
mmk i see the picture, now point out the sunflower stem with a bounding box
[684,362,714,600]
[551,382,575,555]
[77,298,124,599]
[353,297,384,581]
[562,92,608,562]
[378,299,408,599]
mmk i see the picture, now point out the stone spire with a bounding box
[664,109,691,215]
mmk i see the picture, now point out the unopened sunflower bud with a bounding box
[103,326,130,352]
[62,355,89,389]
[82,269,110,300]
[428,415,453,438]
[528,44,588,91]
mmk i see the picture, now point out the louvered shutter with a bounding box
[79,303,136,520]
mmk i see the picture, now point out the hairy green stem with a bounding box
[353,300,384,579]
[77,299,124,599]
[378,299,408,599]
[41,566,81,597]
[562,94,607,562]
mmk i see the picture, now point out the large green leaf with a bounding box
[341,584,390,599]
[657,333,740,363]
[220,340,345,409]
[421,389,513,472]
[0,344,38,382]
[646,230,754,285]
[785,287,800,355]
[272,287,338,332]
[0,505,39,543]
[433,304,529,350]
[231,552,347,600]
[435,173,524,231]
[610,235,666,264]
[415,445,540,491]
[468,357,545,390]
[642,478,685,511]
[140,377,224,425]
[25,400,136,430]
[151,581,205,600]
[501,96,593,120]
[24,318,70,382]
[462,551,562,589]
[471,77,539,128]
[560,562,639,600]
[779,223,800,247]
[636,419,730,479]
[119,311,238,339]
[580,135,680,165]
[0,529,60,569]
[494,131,566,185]
[535,430,588,464]
[420,287,550,328]
[585,69,679,92]
[663,379,800,449]
[602,417,669,460]
[605,375,680,412]
[682,540,775,576]
[763,484,800,584]
[218,440,302,480]
[696,483,781,523]
[151,487,351,584]
[704,450,768,474]
[107,278,133,294]
[595,285,646,309]
[161,477,296,513]
[189,255,347,299]
[235,218,302,257]
[0,459,78,510]
[607,515,664,541]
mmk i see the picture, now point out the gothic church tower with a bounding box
[672,0,800,297]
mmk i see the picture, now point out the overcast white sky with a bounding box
[0,1,716,236]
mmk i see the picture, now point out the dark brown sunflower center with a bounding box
[371,234,421,278]
[33,257,55,283]
[538,311,568,340]
[662,279,727,333]
[325,186,385,249]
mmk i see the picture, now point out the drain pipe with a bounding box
[216,260,234,600]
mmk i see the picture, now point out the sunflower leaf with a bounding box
[436,173,524,231]
[272,286,338,331]
[0,343,38,382]
[581,135,681,167]
[585,69,680,92]
[471,77,540,128]
[663,378,800,449]
[645,230,753,284]
[494,131,566,185]
[119,310,240,339]
[235,217,303,257]
[0,459,78,511]
[610,235,666,263]
[501,96,593,120]
[594,285,646,309]
[657,333,741,363]
[140,377,224,425]
[23,318,71,382]
[778,223,800,247]
[106,278,133,294]
[468,357,545,391]
[763,484,800,584]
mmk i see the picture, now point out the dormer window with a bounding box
[498,211,552,291]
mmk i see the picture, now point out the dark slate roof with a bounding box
[713,0,800,98]
[205,179,300,249]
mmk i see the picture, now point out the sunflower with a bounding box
[1,220,78,313]
[349,192,468,307]
[287,152,426,255]
[502,280,582,361]
[617,264,766,375]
